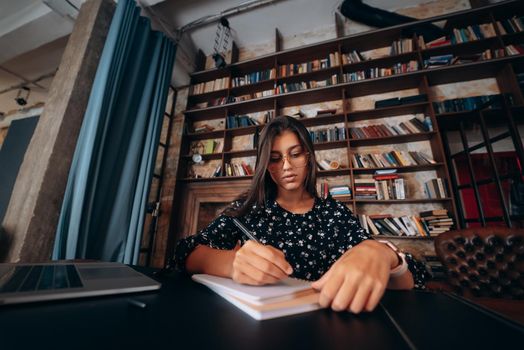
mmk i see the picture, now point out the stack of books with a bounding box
[329,184,352,200]
[419,209,454,236]
[318,182,352,200]
[418,35,450,49]
[423,255,446,280]
[423,54,453,68]
[354,178,377,199]
[424,178,448,199]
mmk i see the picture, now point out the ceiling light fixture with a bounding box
[212,17,231,69]
[14,87,31,106]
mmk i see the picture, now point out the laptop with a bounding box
[0,261,161,306]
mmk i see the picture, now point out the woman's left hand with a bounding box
[311,239,398,313]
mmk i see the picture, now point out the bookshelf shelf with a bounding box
[188,88,228,104]
[354,198,452,204]
[313,140,348,151]
[173,0,524,244]
[184,55,524,119]
[347,102,429,122]
[349,132,437,147]
[226,125,258,137]
[377,235,432,240]
[180,175,254,182]
[187,130,225,140]
[182,153,222,161]
[224,149,257,157]
[352,163,444,174]
[318,169,350,177]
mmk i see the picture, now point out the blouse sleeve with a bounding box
[173,202,243,273]
[328,197,372,253]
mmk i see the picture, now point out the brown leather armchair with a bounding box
[434,227,524,299]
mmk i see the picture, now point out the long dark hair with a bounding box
[227,116,318,217]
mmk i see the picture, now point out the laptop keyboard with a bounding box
[0,265,83,293]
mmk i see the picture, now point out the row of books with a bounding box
[354,176,406,200]
[359,214,422,236]
[496,16,524,35]
[424,178,448,199]
[351,151,435,169]
[349,116,432,139]
[222,162,254,177]
[191,77,230,95]
[275,74,339,94]
[231,68,276,87]
[309,127,346,143]
[318,182,352,200]
[226,115,260,129]
[451,23,496,44]
[422,49,500,68]
[432,94,506,114]
[233,89,275,103]
[358,209,452,237]
[505,44,524,56]
[342,50,366,64]
[390,38,413,55]
[343,61,419,82]
[278,52,341,77]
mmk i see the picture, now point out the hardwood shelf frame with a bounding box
[172,0,524,252]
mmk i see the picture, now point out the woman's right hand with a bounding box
[231,241,293,285]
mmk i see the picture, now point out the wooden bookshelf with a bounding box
[173,0,524,241]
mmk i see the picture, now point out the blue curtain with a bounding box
[52,0,176,264]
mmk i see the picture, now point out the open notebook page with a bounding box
[192,274,313,305]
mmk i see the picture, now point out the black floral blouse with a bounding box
[174,195,428,288]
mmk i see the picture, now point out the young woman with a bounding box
[174,116,428,313]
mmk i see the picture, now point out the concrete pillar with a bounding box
[1,0,115,262]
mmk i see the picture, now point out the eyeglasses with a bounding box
[267,151,309,173]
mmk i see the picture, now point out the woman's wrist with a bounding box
[377,240,409,277]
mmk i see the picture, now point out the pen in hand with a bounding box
[232,218,259,242]
[232,217,293,277]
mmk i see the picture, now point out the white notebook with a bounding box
[192,274,324,320]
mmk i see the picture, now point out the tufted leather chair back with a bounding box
[434,227,524,299]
